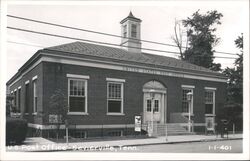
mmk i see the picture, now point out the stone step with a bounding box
[144,124,195,136]
[156,124,192,136]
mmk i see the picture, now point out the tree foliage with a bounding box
[182,10,223,71]
[6,95,14,116]
[223,34,243,104]
[49,89,68,139]
[219,34,243,131]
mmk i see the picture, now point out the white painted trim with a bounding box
[67,74,90,79]
[7,55,227,89]
[181,88,194,114]
[143,88,166,94]
[25,80,30,84]
[18,86,21,89]
[27,123,135,130]
[181,85,195,89]
[68,78,88,114]
[106,78,126,82]
[193,123,206,126]
[7,51,227,90]
[170,123,206,127]
[40,55,227,83]
[67,112,89,115]
[10,112,21,116]
[205,87,217,90]
[32,75,38,81]
[205,89,216,115]
[205,114,216,117]
[33,80,38,113]
[28,123,44,129]
[9,77,22,88]
[106,82,124,115]
[106,113,125,116]
[181,113,194,116]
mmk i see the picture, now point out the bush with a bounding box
[217,103,243,132]
[6,117,28,145]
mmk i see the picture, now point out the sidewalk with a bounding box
[6,134,242,152]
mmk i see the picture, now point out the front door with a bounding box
[144,92,164,124]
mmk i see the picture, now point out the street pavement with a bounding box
[6,134,242,152]
[131,139,242,153]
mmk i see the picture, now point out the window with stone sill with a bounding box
[107,82,123,114]
[68,79,87,113]
[205,90,215,114]
[182,89,193,113]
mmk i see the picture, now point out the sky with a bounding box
[3,0,249,81]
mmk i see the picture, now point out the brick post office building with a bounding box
[7,12,227,138]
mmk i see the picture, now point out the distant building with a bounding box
[6,12,227,138]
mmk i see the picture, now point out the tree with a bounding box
[49,89,68,140]
[6,94,14,116]
[223,34,243,104]
[220,34,243,131]
[172,19,188,60]
[180,10,223,71]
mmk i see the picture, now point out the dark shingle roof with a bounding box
[44,41,222,77]
[120,11,142,24]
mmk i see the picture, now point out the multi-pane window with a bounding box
[146,99,151,112]
[107,82,123,113]
[69,79,87,113]
[182,89,193,113]
[131,24,137,38]
[123,25,127,38]
[205,90,214,114]
[154,100,159,112]
[33,80,38,113]
[13,90,17,111]
[14,90,17,106]
[146,99,159,112]
[17,88,21,113]
[25,83,29,113]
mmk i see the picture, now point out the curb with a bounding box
[124,137,243,147]
[31,137,243,152]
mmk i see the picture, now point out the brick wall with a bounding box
[8,63,44,125]
[42,61,226,126]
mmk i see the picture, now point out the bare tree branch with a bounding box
[172,19,186,60]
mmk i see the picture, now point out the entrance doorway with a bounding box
[143,81,167,124]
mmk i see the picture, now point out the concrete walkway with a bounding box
[6,134,242,152]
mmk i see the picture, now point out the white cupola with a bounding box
[120,11,142,53]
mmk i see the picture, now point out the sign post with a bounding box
[134,116,142,134]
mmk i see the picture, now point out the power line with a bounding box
[7,26,181,55]
[7,40,44,48]
[7,40,237,60]
[213,51,238,56]
[7,14,177,47]
[7,26,237,60]
[7,14,238,56]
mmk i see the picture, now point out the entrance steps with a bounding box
[166,124,195,136]
[142,123,195,136]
